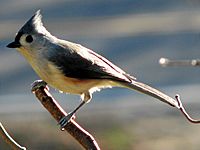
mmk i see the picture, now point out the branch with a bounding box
[159,57,200,67]
[159,58,200,123]
[30,80,200,150]
[31,80,100,150]
[175,95,200,123]
[0,122,26,150]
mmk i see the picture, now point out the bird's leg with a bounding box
[58,92,91,130]
[59,101,86,129]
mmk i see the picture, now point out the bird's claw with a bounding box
[58,112,75,130]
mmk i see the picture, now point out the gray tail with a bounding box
[119,80,179,108]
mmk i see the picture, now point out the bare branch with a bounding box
[159,57,200,67]
[30,80,200,150]
[159,58,200,123]
[0,122,26,150]
[31,80,100,150]
[175,95,200,123]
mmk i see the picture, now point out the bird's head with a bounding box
[7,10,54,55]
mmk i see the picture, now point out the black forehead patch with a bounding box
[15,32,23,42]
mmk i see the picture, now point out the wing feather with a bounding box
[46,41,135,82]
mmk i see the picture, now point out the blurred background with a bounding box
[1,0,200,149]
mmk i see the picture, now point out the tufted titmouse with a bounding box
[7,10,179,128]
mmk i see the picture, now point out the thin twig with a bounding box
[159,57,200,67]
[31,80,100,150]
[159,57,200,123]
[175,95,200,123]
[0,122,26,150]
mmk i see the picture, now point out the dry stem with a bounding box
[0,122,26,150]
[31,80,100,150]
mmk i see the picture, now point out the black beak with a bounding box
[7,41,21,48]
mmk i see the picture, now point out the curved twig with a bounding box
[0,122,26,150]
[31,80,100,150]
[175,94,200,123]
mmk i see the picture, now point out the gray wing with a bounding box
[47,41,136,82]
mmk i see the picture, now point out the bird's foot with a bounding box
[31,80,47,92]
[58,112,75,130]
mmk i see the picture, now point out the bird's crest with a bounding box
[18,10,47,35]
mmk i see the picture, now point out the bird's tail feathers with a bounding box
[119,80,179,108]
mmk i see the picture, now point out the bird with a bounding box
[7,10,179,128]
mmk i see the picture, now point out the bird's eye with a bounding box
[25,35,33,43]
